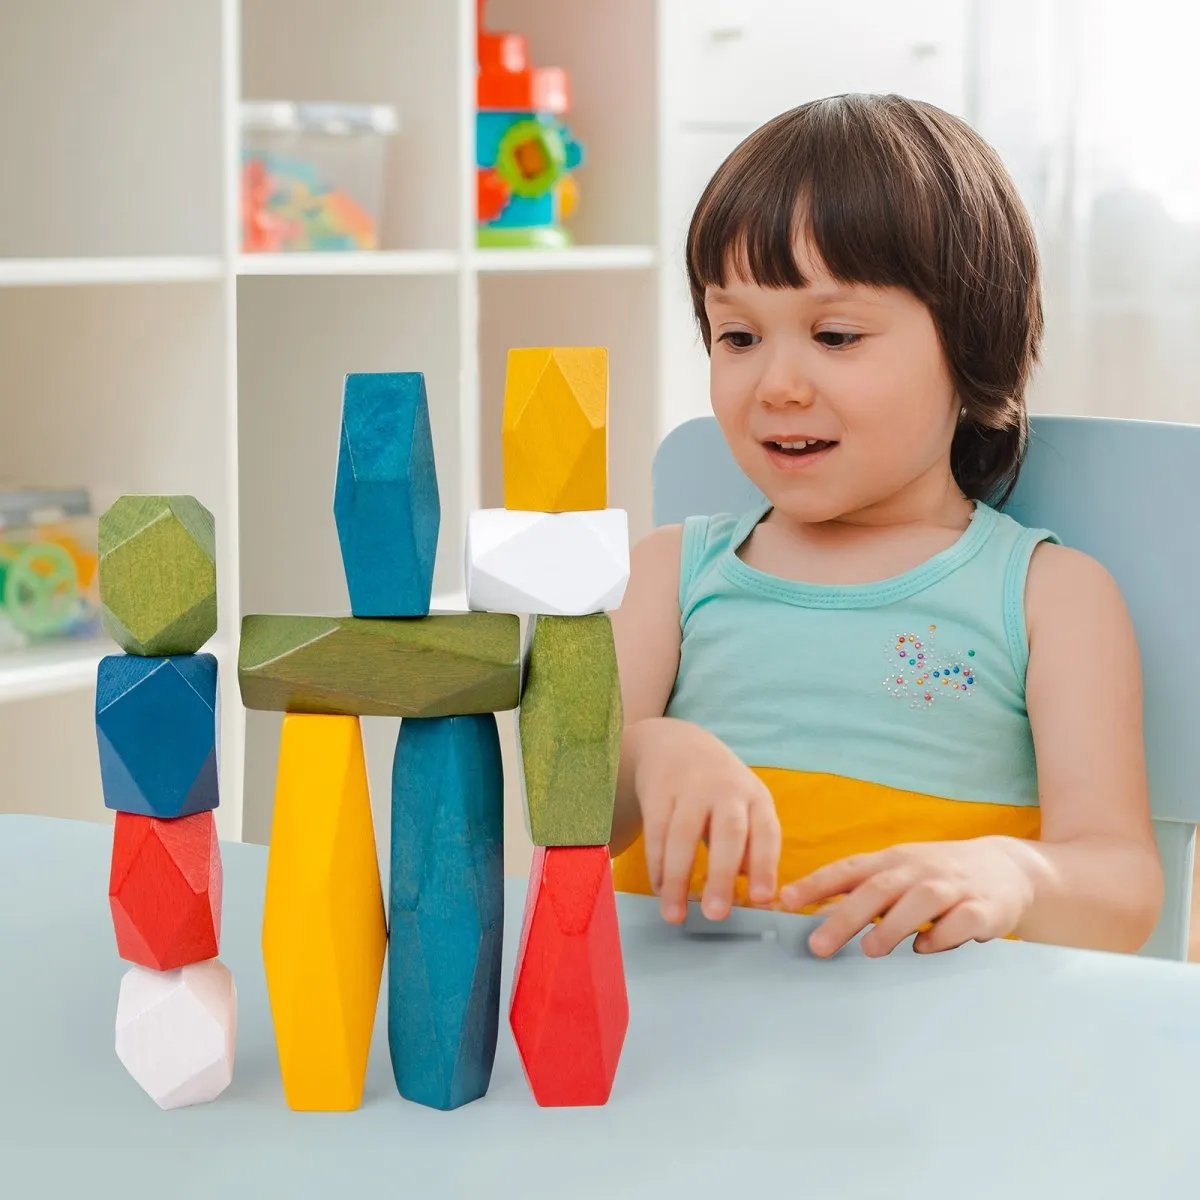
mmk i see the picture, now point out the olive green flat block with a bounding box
[517,614,623,846]
[99,496,217,656]
[238,613,521,717]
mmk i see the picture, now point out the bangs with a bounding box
[687,97,941,304]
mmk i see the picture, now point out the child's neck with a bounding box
[745,470,976,587]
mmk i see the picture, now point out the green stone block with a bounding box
[238,612,520,717]
[99,496,217,656]
[518,614,622,846]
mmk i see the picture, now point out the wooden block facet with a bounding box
[508,846,629,1106]
[238,612,520,717]
[334,372,441,618]
[466,508,630,615]
[96,654,219,818]
[115,959,237,1110]
[109,811,222,971]
[262,714,387,1111]
[388,714,504,1111]
[99,495,217,655]
[518,615,622,845]
[502,347,608,512]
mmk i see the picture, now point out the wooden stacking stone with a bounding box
[517,614,622,846]
[508,845,629,1106]
[238,612,520,717]
[115,960,237,1111]
[466,508,630,616]
[109,811,221,972]
[96,653,219,818]
[98,495,217,656]
[334,371,440,618]
[502,347,608,513]
[388,714,505,1111]
[262,714,387,1111]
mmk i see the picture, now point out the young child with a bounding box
[608,94,1163,958]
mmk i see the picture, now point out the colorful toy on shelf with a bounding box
[476,0,585,249]
[0,487,100,651]
[240,102,399,253]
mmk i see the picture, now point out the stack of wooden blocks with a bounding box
[94,496,236,1110]
[471,347,631,1105]
[92,348,631,1112]
[234,346,633,1111]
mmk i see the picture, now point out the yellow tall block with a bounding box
[502,347,608,512]
[262,713,387,1111]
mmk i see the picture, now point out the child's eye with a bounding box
[716,330,759,350]
[815,331,862,349]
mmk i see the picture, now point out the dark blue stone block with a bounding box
[388,713,504,1111]
[334,372,441,618]
[96,654,219,818]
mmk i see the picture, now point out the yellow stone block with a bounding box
[261,713,387,1111]
[502,347,608,512]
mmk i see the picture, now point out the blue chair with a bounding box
[651,414,1200,961]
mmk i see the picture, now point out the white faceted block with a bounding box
[466,508,630,616]
[115,958,237,1110]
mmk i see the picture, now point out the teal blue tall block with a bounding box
[388,713,504,1111]
[334,371,440,617]
[96,654,219,817]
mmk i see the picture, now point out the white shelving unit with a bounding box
[0,0,663,863]
[0,0,976,870]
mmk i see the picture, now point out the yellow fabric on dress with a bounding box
[610,766,1041,914]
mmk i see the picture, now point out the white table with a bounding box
[3,813,1200,1198]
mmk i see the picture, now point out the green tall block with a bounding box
[99,496,217,656]
[238,613,520,717]
[517,614,622,846]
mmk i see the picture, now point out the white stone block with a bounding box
[466,508,630,616]
[115,958,237,1110]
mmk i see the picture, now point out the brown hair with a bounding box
[686,93,1043,505]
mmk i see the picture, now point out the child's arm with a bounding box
[609,526,686,856]
[998,542,1164,950]
[780,543,1164,956]
[609,526,782,922]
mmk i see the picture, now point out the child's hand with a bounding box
[634,719,781,925]
[779,836,1036,957]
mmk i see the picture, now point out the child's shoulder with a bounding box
[1022,535,1133,664]
[628,510,752,615]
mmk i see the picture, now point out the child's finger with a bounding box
[699,804,749,920]
[913,899,995,954]
[780,850,887,912]
[641,792,676,896]
[745,791,782,905]
[658,804,707,924]
[808,867,912,957]
[860,879,961,957]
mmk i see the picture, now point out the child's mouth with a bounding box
[763,438,837,468]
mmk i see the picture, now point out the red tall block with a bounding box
[508,845,629,1106]
[109,811,222,971]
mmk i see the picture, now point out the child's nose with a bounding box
[756,357,816,409]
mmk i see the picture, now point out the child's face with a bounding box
[704,238,961,525]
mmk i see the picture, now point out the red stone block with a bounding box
[508,845,629,1106]
[109,811,222,971]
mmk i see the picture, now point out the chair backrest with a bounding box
[652,414,1200,960]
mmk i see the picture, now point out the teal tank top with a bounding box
[666,501,1061,808]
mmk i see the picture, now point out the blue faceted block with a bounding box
[96,654,219,818]
[388,713,504,1111]
[334,372,441,617]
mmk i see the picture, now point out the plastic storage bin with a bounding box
[0,487,100,651]
[241,101,400,252]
